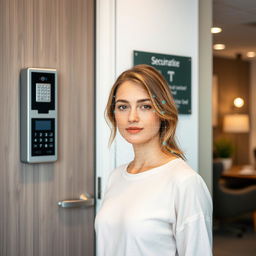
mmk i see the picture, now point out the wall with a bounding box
[213,56,250,165]
[115,0,199,169]
[96,0,213,209]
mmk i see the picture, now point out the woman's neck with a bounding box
[128,136,177,174]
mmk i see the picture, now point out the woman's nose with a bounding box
[128,108,139,123]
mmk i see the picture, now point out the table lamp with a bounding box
[223,114,250,166]
[223,114,249,133]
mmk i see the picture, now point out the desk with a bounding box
[222,165,256,180]
[221,165,256,231]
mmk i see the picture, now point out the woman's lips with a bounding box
[126,127,144,134]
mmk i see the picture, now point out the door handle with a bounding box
[58,193,95,208]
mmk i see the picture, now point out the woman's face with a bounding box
[114,81,161,145]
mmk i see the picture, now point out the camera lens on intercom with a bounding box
[40,76,47,81]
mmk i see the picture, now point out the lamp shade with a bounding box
[223,114,249,133]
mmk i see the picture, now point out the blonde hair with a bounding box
[105,64,185,159]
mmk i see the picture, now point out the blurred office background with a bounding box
[212,1,256,255]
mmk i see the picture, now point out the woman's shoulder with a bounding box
[112,163,127,173]
[166,158,203,185]
[108,163,127,179]
[171,159,211,202]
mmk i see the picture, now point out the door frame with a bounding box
[95,0,117,213]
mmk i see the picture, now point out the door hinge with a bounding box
[97,177,102,199]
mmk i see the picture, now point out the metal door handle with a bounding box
[58,193,95,208]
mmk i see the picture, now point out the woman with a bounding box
[95,64,212,256]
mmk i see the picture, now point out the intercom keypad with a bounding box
[31,118,55,156]
[31,72,55,113]
[36,83,51,102]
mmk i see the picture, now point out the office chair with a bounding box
[213,161,256,237]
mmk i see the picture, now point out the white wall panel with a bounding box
[115,0,199,169]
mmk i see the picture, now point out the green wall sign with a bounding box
[133,50,191,114]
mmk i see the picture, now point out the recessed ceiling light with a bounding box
[211,27,222,34]
[247,51,256,58]
[213,44,225,50]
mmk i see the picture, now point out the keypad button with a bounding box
[49,132,53,137]
[34,138,38,143]
[39,133,43,137]
[49,143,54,148]
[49,138,53,142]
[33,144,38,148]
[36,83,51,102]
[39,144,43,148]
[44,132,48,137]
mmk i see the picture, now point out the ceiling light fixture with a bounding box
[213,44,225,50]
[211,27,222,34]
[247,51,256,58]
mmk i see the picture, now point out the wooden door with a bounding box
[0,0,95,255]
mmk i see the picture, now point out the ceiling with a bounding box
[213,0,256,60]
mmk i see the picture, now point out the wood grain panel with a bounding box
[0,0,95,255]
[213,56,250,165]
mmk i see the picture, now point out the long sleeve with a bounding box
[174,174,213,256]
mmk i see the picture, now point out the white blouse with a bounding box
[95,158,212,256]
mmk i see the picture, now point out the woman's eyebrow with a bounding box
[115,98,151,103]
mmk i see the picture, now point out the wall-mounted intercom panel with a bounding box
[20,68,58,163]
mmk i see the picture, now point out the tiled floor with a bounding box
[213,216,256,256]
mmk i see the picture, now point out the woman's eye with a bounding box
[141,105,152,110]
[117,105,128,111]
